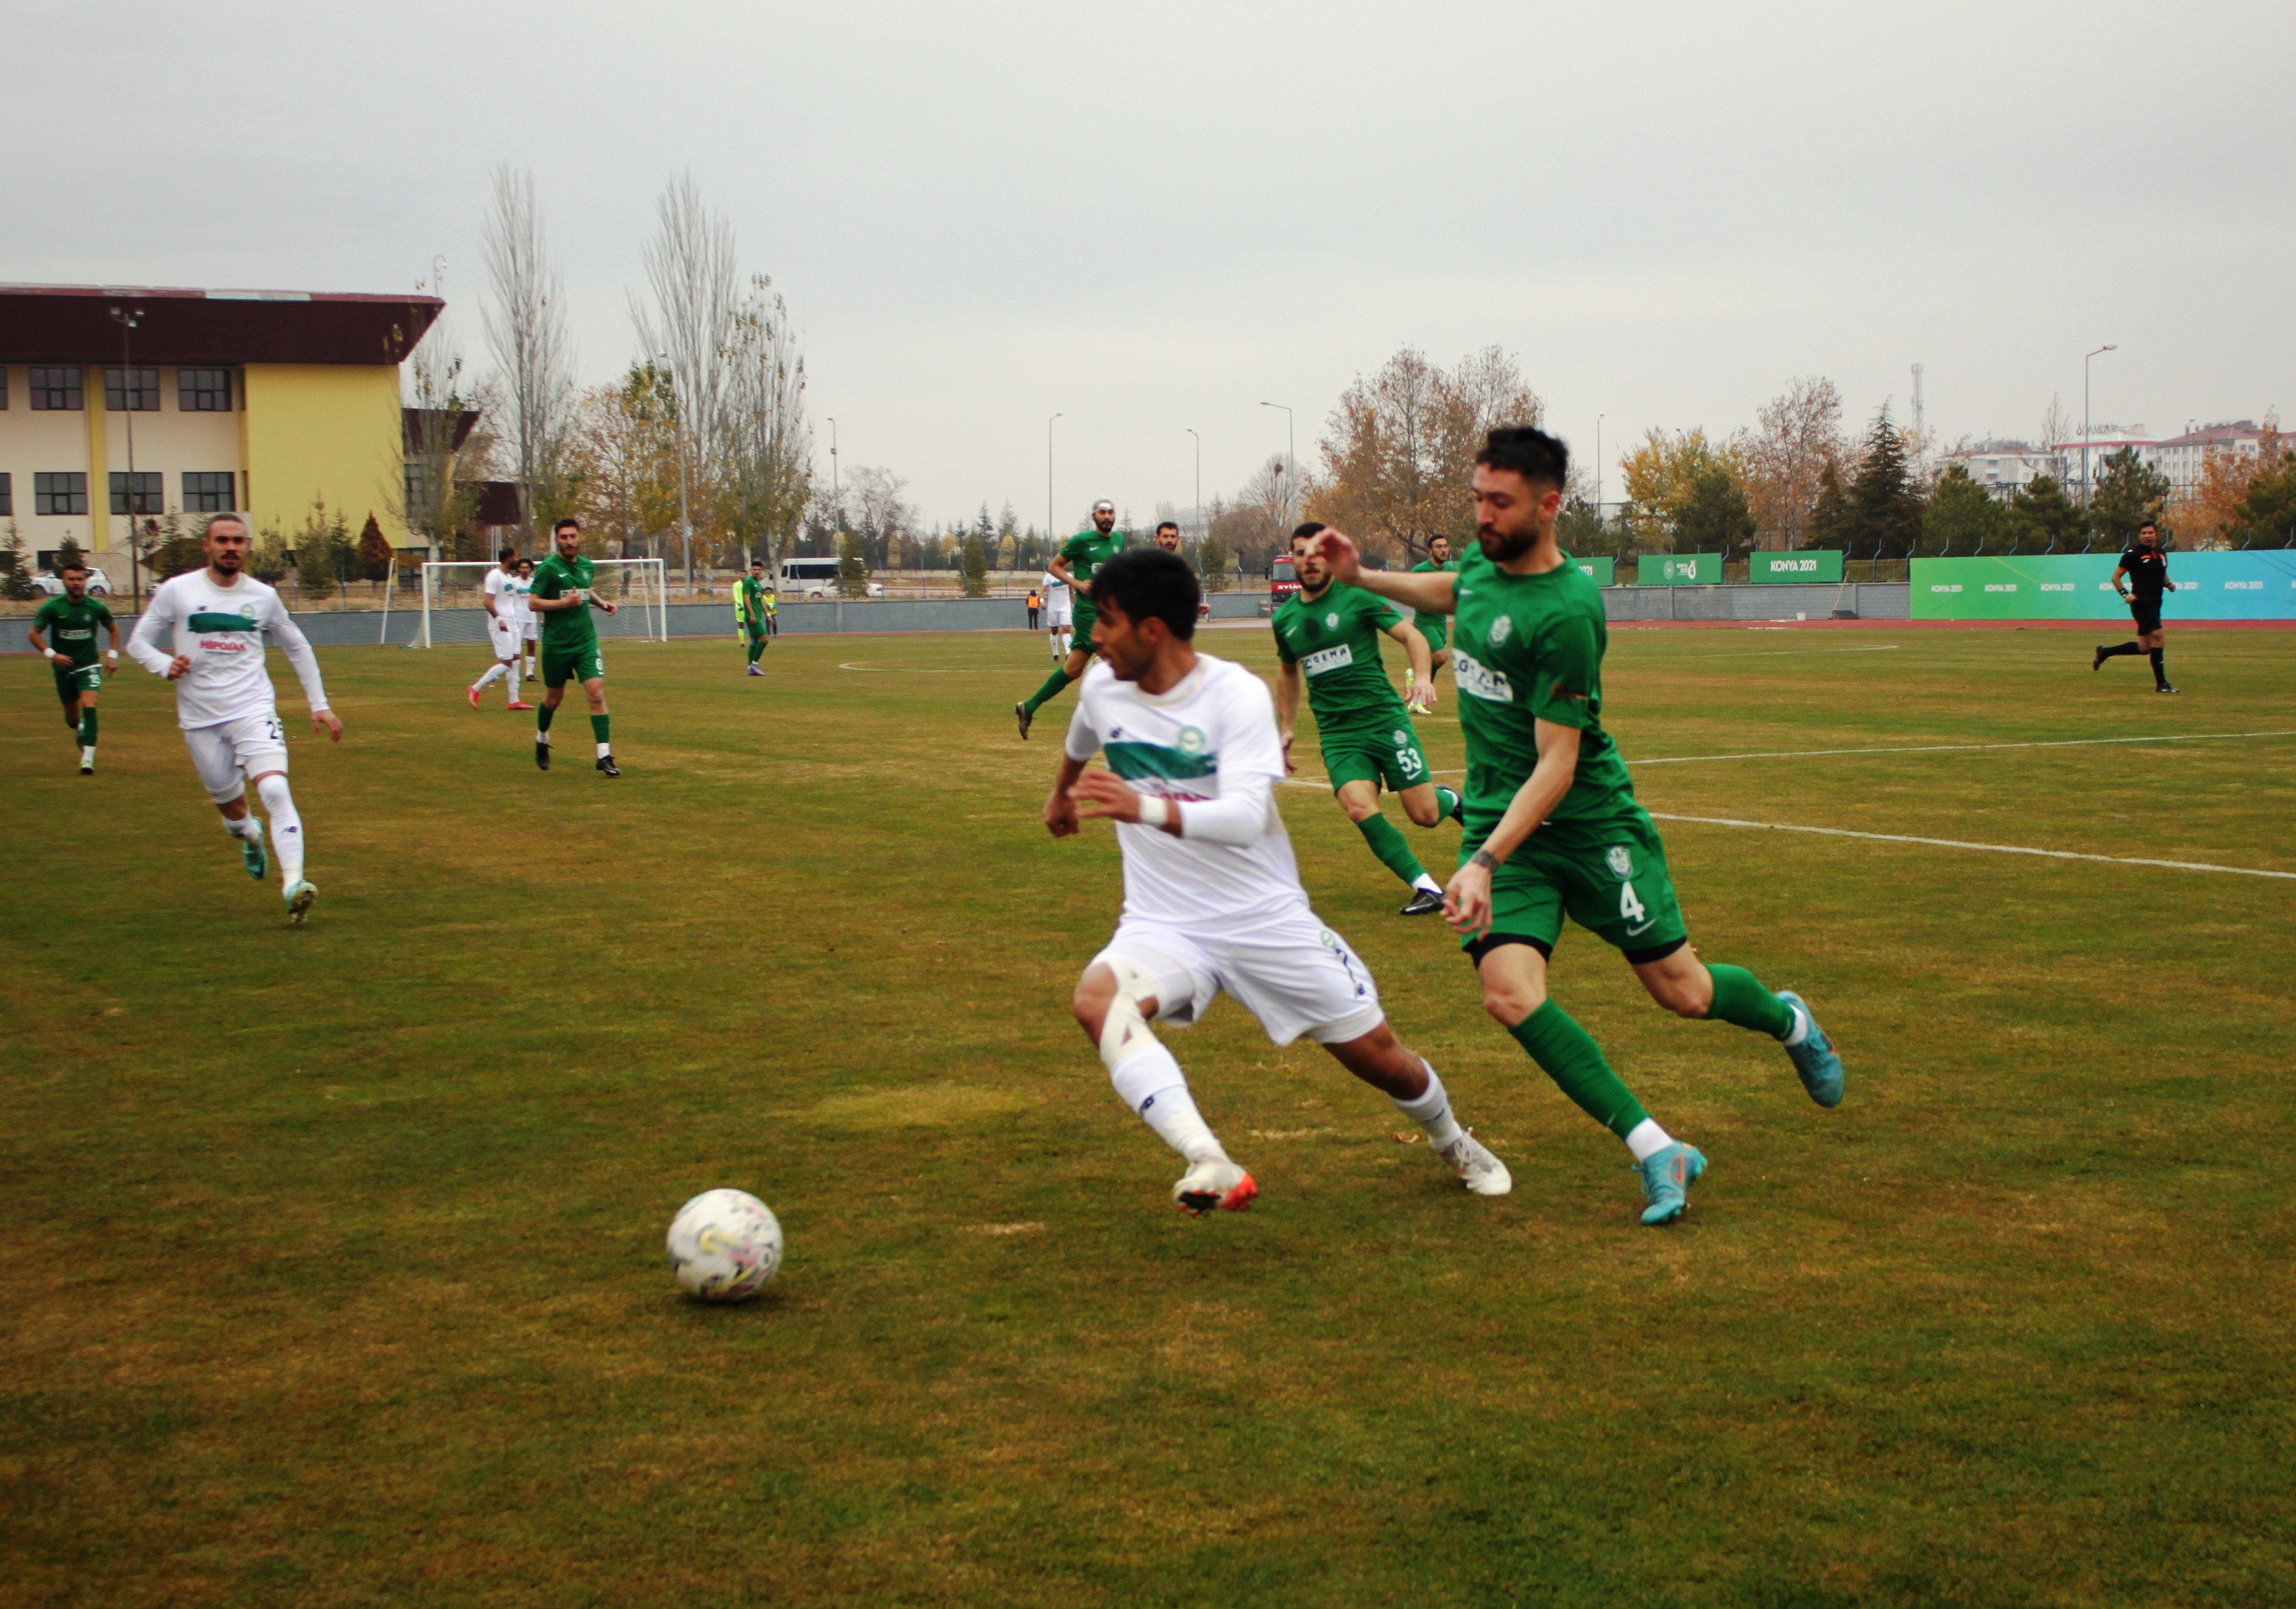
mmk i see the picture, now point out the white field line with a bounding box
[1648,813,2296,882]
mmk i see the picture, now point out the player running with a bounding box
[1015,499,1124,738]
[468,547,528,709]
[1274,522,1463,916]
[1406,534,1459,713]
[529,517,621,777]
[29,561,119,774]
[2093,520,2178,693]
[1311,426,1844,1228]
[1041,568,1073,660]
[1045,547,1509,1215]
[126,513,342,924]
[515,558,540,682]
[736,559,772,676]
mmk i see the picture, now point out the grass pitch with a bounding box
[5,621,2294,1608]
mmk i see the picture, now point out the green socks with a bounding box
[1356,814,1431,888]
[537,704,555,733]
[590,714,611,745]
[78,708,98,746]
[1508,999,1650,1139]
[1022,665,1079,717]
[1705,964,1795,1038]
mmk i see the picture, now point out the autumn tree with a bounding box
[1306,345,1540,563]
[1808,463,1852,551]
[1213,453,1298,577]
[481,167,579,538]
[356,513,394,582]
[1620,428,1741,550]
[2226,449,2296,547]
[1734,376,1846,547]
[2166,422,2283,547]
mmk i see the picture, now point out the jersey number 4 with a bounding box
[1619,881,1647,924]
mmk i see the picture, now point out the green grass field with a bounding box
[5,621,2294,1608]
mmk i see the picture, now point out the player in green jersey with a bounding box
[1311,426,1845,1228]
[1273,522,1465,916]
[736,560,772,676]
[29,562,119,775]
[1015,498,1125,739]
[1405,534,1458,713]
[528,518,622,776]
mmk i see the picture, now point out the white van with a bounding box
[777,557,883,599]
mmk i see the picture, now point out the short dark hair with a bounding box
[1156,520,1179,534]
[500,546,519,564]
[1290,521,1326,546]
[60,560,88,575]
[553,517,580,534]
[750,559,764,568]
[1091,548,1199,640]
[2138,519,2159,531]
[1477,425,1570,488]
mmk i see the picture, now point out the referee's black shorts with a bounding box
[2129,597,2162,634]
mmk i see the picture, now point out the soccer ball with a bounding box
[666,1188,784,1302]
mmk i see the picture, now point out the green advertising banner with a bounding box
[1751,550,1843,585]
[1911,552,2296,620]
[1572,555,1615,586]
[1637,552,1720,585]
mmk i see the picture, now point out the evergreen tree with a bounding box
[1921,464,2005,556]
[2086,447,2172,551]
[0,521,35,599]
[356,513,395,582]
[1808,463,1852,551]
[2226,451,2296,548]
[1673,468,1756,557]
[959,532,990,597]
[1556,496,1616,558]
[2007,474,2083,552]
[1845,407,1923,557]
[837,530,870,597]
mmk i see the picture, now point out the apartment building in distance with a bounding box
[0,283,443,585]
[1950,420,2283,502]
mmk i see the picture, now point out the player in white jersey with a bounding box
[468,547,531,709]
[126,513,344,924]
[1040,569,1073,660]
[514,558,540,681]
[1043,547,1509,1215]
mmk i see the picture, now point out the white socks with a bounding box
[224,812,263,842]
[256,774,304,887]
[81,745,95,766]
[1109,1039,1226,1165]
[1782,1001,1811,1047]
[1390,1060,1463,1148]
[596,741,612,759]
[1412,873,1443,896]
[1623,1117,1676,1162]
[474,662,510,691]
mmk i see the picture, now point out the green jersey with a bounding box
[531,553,599,651]
[1271,582,1408,729]
[1408,556,1456,610]
[1057,528,1126,610]
[34,594,113,667]
[736,575,768,627]
[1449,544,1637,830]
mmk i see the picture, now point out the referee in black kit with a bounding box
[2093,520,2178,693]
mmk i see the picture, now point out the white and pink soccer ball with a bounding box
[666,1188,783,1302]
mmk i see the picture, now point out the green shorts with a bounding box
[1321,718,1431,794]
[542,641,605,689]
[53,661,101,703]
[1460,809,1689,958]
[1415,612,1449,655]
[1070,599,1098,641]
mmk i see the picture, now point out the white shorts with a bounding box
[489,616,521,659]
[184,710,288,803]
[1046,602,1073,628]
[1093,909,1384,1048]
[521,620,538,644]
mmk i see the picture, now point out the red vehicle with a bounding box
[1269,555,1300,604]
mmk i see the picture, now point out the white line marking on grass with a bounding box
[836,661,969,673]
[1649,813,2296,881]
[1629,729,2296,767]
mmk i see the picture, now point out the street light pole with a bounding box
[109,305,145,612]
[1185,428,1201,540]
[1047,412,1063,541]
[1595,413,1605,523]
[827,416,840,545]
[1260,401,1293,529]
[2083,344,2117,505]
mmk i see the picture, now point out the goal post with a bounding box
[416,558,667,648]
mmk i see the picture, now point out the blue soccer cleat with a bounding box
[1638,1142,1706,1226]
[241,825,268,881]
[1775,991,1844,1108]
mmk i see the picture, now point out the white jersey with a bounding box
[1064,654,1306,930]
[1039,571,1070,605]
[127,570,328,729]
[504,572,534,629]
[481,565,512,619]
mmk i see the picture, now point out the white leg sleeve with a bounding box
[475,662,509,690]
[256,774,304,887]
[1099,955,1224,1164]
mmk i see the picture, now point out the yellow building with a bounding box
[0,283,443,585]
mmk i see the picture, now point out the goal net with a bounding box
[416,558,668,648]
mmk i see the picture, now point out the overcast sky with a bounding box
[16,1,2295,527]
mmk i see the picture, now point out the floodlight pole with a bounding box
[827,416,840,545]
[1260,401,1293,529]
[109,306,145,612]
[1048,412,1063,539]
[2083,344,2117,505]
[1185,428,1201,540]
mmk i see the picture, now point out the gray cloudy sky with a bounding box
[17,1,2295,527]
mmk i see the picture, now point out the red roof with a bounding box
[0,284,443,367]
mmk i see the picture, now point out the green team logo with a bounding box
[1175,725,1207,756]
[1490,615,1512,645]
[1606,846,1634,878]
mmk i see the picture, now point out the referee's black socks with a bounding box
[2098,641,2142,660]
[2149,648,2168,688]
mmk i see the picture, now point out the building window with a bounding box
[0,366,9,408]
[179,368,232,411]
[35,472,89,516]
[109,471,164,515]
[183,471,237,512]
[105,368,161,411]
[0,472,11,516]
[29,368,83,411]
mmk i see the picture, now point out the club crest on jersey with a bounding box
[1325,611,1340,628]
[1490,615,1512,645]
[1175,725,1207,756]
[1607,846,1634,878]
[1391,729,1408,745]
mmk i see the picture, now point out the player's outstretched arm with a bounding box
[1387,618,1436,708]
[265,604,342,741]
[126,590,186,679]
[1046,753,1090,837]
[1309,527,1458,614]
[1445,720,1581,939]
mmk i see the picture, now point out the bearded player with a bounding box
[1311,427,1843,1227]
[28,560,119,774]
[1015,498,1124,738]
[126,513,342,923]
[1045,547,1508,1215]
[528,517,621,776]
[1406,533,1459,712]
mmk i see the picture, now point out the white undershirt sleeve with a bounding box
[1063,687,1102,762]
[265,594,331,711]
[1176,666,1283,845]
[127,586,178,676]
[1177,772,1275,845]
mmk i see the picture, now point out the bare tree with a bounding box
[389,272,481,558]
[630,172,740,582]
[1734,377,1845,547]
[480,168,578,540]
[719,274,812,568]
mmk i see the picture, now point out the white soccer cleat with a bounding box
[1171,1157,1258,1217]
[1437,1130,1512,1196]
